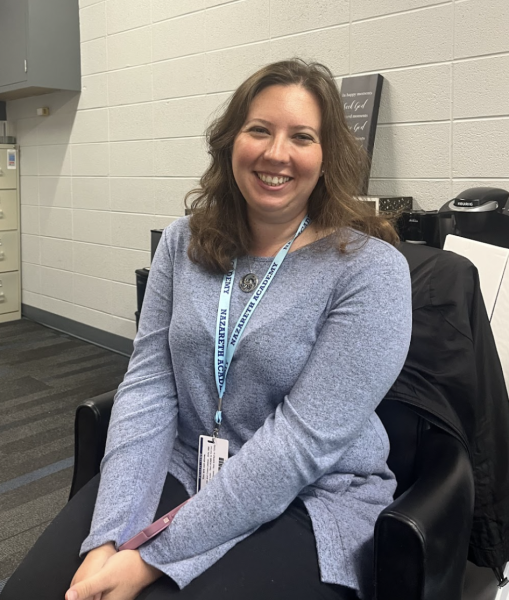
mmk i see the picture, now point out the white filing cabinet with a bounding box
[0,144,21,323]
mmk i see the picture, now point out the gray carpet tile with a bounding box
[0,468,73,514]
[0,318,130,581]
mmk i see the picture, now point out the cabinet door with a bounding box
[0,271,19,315]
[0,0,28,89]
[0,147,17,189]
[0,190,18,231]
[0,230,19,272]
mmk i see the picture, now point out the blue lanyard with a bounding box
[213,216,310,436]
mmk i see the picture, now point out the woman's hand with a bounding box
[65,549,162,600]
[69,542,118,599]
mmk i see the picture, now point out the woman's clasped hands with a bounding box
[65,542,162,600]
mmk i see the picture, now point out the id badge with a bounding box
[197,435,229,493]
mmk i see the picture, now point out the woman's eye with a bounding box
[248,126,269,135]
[294,133,315,142]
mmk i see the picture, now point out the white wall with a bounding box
[7,0,509,341]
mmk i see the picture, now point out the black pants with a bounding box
[2,474,358,600]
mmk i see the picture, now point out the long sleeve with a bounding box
[81,226,179,554]
[139,235,412,587]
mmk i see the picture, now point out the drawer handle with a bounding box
[0,251,4,260]
[0,210,3,218]
[0,292,4,302]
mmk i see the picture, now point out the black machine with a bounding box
[438,187,509,249]
[398,187,509,249]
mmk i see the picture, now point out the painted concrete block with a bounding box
[20,176,39,205]
[72,177,110,211]
[110,212,155,250]
[455,0,509,59]
[39,207,73,239]
[453,119,509,178]
[110,141,154,177]
[205,42,270,93]
[70,109,109,144]
[73,272,112,312]
[21,234,40,265]
[109,104,154,141]
[39,177,72,208]
[153,12,205,62]
[108,65,153,107]
[352,5,453,73]
[73,208,112,245]
[108,246,150,283]
[40,266,74,302]
[106,0,151,35]
[20,147,39,176]
[79,1,106,43]
[38,145,72,177]
[206,0,269,52]
[108,27,152,71]
[153,96,209,139]
[153,138,208,177]
[271,0,349,38]
[110,177,155,213]
[352,0,447,22]
[81,38,107,76]
[153,55,206,100]
[71,143,109,177]
[74,241,112,279]
[454,55,509,119]
[40,237,74,271]
[270,26,349,77]
[152,0,205,22]
[153,178,197,216]
[20,205,40,235]
[21,263,41,294]
[371,122,450,179]
[78,74,109,110]
[377,64,451,124]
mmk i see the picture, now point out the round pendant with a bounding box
[239,273,258,293]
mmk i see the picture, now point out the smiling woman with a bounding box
[2,59,412,600]
[187,59,399,273]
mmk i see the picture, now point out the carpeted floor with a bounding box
[0,318,129,582]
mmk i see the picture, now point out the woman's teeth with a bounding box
[256,173,291,186]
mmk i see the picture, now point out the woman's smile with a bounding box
[232,84,323,222]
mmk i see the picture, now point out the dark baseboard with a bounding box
[22,305,133,357]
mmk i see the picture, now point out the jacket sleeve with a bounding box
[80,226,179,554]
[138,245,413,587]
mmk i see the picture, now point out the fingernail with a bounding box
[67,591,78,600]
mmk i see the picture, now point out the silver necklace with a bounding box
[239,256,258,293]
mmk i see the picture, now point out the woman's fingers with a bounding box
[65,572,108,600]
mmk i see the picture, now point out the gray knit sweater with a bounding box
[81,217,412,598]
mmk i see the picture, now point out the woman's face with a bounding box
[232,84,323,223]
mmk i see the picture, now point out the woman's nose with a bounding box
[263,135,289,163]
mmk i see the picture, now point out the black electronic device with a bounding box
[438,187,509,248]
[398,210,441,248]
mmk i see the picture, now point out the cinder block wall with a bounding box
[7,0,509,340]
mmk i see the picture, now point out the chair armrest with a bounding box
[68,390,116,500]
[374,427,475,600]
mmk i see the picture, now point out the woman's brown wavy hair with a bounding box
[186,58,398,273]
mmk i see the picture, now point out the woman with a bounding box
[2,59,411,600]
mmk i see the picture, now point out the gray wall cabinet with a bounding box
[0,0,81,101]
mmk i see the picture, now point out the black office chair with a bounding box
[69,243,509,600]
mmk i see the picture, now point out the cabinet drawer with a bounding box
[0,271,19,315]
[0,231,19,272]
[0,148,17,189]
[0,190,18,230]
